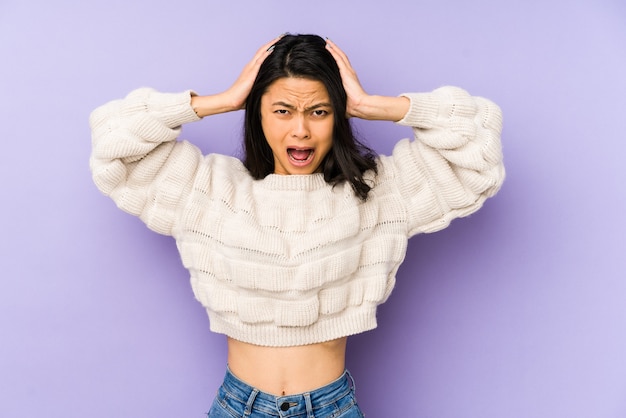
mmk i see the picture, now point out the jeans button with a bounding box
[280,402,290,411]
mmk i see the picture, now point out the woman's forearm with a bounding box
[190,93,241,118]
[349,94,410,122]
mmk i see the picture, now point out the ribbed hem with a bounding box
[207,305,378,347]
[396,92,440,129]
[145,89,201,128]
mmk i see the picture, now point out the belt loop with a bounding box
[346,370,356,394]
[244,388,259,416]
[304,392,315,418]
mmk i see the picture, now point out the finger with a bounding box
[325,38,351,68]
[253,35,284,62]
[241,35,282,75]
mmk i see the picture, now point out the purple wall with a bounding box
[2,0,625,416]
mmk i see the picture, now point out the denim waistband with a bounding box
[220,367,356,417]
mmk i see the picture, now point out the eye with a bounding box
[274,109,289,115]
[312,109,329,117]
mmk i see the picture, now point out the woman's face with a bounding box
[260,77,334,175]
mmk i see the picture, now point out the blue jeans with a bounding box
[208,368,365,417]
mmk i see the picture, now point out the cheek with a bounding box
[260,121,275,146]
[261,117,284,140]
[319,121,335,144]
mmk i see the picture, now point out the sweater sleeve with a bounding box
[380,86,505,236]
[89,88,203,235]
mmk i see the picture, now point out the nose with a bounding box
[291,115,310,139]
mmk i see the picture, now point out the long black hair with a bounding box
[243,34,378,201]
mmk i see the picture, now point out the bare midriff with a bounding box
[227,336,348,396]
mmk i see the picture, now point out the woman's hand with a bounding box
[191,36,282,118]
[224,36,282,110]
[325,38,409,122]
[324,38,368,119]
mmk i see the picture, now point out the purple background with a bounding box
[1,0,625,416]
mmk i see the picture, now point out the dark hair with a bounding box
[243,34,378,201]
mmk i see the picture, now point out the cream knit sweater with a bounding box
[89,86,504,347]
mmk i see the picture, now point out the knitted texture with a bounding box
[89,86,504,347]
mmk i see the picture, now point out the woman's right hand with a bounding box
[191,36,281,118]
[226,36,282,110]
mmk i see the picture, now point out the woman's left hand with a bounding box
[325,38,368,119]
[326,38,409,122]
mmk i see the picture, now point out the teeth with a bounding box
[288,149,313,161]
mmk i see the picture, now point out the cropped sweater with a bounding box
[89,86,504,347]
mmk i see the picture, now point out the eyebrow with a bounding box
[271,101,332,111]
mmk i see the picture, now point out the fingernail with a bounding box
[267,45,275,52]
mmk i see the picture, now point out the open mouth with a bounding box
[287,148,314,164]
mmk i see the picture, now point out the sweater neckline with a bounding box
[260,172,329,191]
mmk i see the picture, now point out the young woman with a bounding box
[90,34,505,417]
